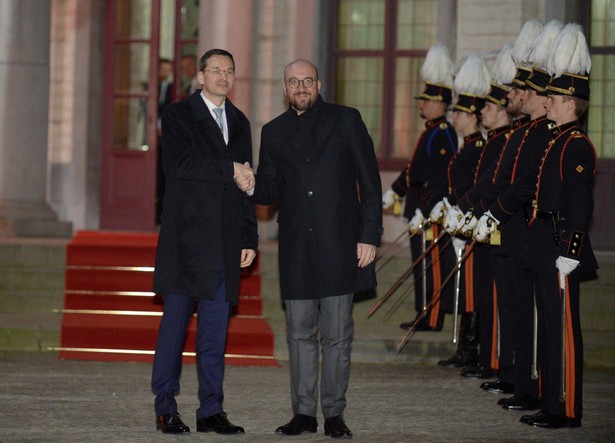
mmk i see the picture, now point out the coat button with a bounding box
[307,191,313,197]
[305,158,310,164]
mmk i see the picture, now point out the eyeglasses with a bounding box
[204,68,235,77]
[286,77,316,88]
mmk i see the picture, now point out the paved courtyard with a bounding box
[1,351,614,442]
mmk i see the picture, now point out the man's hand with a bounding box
[382,189,398,210]
[556,256,580,289]
[429,200,445,224]
[408,208,425,234]
[240,249,256,268]
[233,162,255,194]
[357,243,376,268]
[444,206,463,233]
[474,210,499,242]
[458,211,478,235]
[430,198,451,224]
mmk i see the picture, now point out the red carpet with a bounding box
[58,230,278,367]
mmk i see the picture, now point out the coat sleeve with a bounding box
[237,120,258,251]
[349,109,383,246]
[559,136,597,260]
[252,124,282,206]
[161,105,235,183]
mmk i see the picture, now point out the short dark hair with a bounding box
[562,95,589,118]
[199,49,235,72]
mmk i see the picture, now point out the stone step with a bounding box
[1,240,614,368]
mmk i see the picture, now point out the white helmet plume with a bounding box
[421,44,454,86]
[511,20,543,66]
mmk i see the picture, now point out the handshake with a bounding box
[233,162,255,196]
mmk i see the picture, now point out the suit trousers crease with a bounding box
[152,272,230,419]
[285,294,354,419]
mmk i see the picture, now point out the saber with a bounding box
[381,236,452,322]
[421,229,427,310]
[452,244,463,344]
[559,272,567,402]
[531,295,538,380]
[375,231,417,274]
[397,240,476,353]
[381,238,449,321]
[367,229,448,319]
[375,229,411,265]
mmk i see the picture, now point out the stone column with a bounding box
[0,0,71,237]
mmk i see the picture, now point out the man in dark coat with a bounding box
[252,59,383,439]
[151,48,257,435]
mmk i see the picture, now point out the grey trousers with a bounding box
[284,293,354,418]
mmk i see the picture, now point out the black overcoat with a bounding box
[253,96,383,300]
[153,92,258,303]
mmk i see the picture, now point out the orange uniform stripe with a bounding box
[564,276,577,418]
[465,251,474,312]
[428,229,442,328]
[491,281,499,370]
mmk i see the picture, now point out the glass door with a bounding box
[100,0,197,230]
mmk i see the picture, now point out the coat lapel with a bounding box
[188,92,227,151]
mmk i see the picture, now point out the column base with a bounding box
[0,201,73,238]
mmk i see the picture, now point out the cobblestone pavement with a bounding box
[1,352,614,442]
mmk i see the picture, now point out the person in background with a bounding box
[382,44,457,333]
[180,54,200,96]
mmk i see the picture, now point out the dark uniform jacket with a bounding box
[391,116,457,218]
[526,121,598,272]
[153,92,258,303]
[487,116,552,258]
[253,96,383,300]
[444,131,486,206]
[457,124,512,214]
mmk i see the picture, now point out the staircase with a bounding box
[55,231,276,366]
[0,236,614,368]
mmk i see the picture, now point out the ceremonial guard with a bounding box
[476,20,564,404]
[382,44,457,332]
[440,46,515,370]
[427,54,490,370]
[520,23,597,429]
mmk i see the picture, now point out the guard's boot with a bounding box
[437,312,479,368]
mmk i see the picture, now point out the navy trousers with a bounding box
[151,272,230,419]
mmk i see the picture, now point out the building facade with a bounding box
[0,0,612,249]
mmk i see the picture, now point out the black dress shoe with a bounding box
[501,395,540,410]
[156,412,190,433]
[520,411,547,425]
[324,416,352,439]
[275,413,317,435]
[437,350,477,368]
[196,412,244,434]
[480,379,514,394]
[530,413,581,428]
[460,365,494,379]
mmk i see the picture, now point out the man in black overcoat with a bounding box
[252,59,383,439]
[151,49,257,435]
